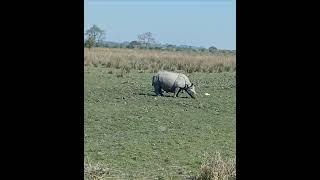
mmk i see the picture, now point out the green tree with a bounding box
[84,36,95,49]
[127,41,141,49]
[137,32,155,48]
[199,47,207,52]
[84,25,105,49]
[209,46,217,53]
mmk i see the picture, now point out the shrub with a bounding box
[84,161,110,180]
[196,152,236,180]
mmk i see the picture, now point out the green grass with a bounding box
[84,66,236,179]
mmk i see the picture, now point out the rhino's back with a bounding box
[157,71,179,92]
[175,73,191,87]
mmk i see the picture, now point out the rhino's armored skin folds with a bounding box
[152,71,196,98]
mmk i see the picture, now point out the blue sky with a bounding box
[84,0,236,50]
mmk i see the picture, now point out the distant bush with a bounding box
[127,41,142,49]
[209,46,218,53]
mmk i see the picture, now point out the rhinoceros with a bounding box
[152,71,196,98]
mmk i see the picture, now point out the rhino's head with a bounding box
[186,83,196,98]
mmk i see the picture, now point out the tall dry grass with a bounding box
[196,152,236,180]
[84,161,110,180]
[84,48,236,73]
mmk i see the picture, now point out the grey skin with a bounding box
[152,71,196,98]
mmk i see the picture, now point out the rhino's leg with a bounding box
[176,88,182,97]
[154,84,163,96]
[159,86,163,96]
[173,88,182,98]
[159,87,164,96]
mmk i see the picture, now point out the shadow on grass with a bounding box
[136,92,189,98]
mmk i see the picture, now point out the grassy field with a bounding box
[84,56,236,179]
[84,48,236,73]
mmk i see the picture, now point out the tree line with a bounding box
[84,25,234,54]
